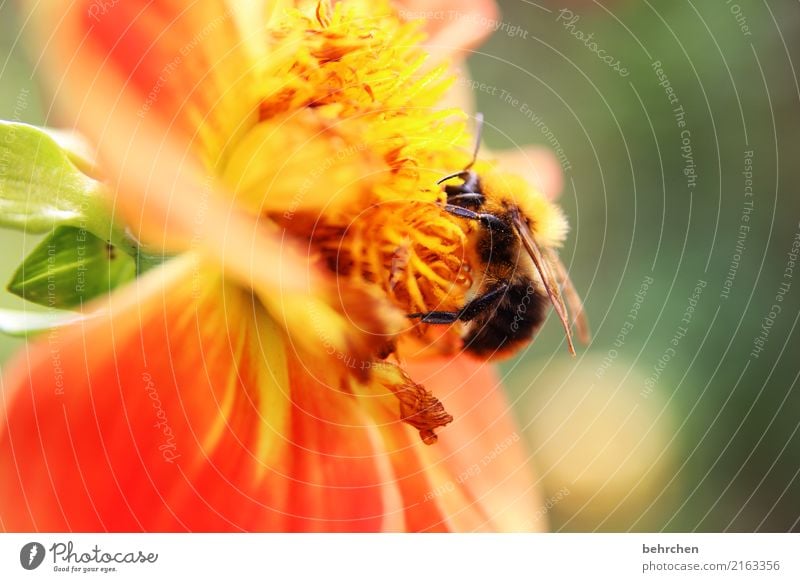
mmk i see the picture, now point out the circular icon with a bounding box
[19,542,46,570]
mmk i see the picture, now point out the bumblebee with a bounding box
[409,114,590,358]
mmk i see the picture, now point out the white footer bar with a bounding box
[1,533,797,581]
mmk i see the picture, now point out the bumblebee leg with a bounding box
[443,204,481,220]
[406,310,461,324]
[456,282,509,321]
[443,204,506,230]
[408,283,509,324]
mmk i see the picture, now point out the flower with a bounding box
[0,0,547,531]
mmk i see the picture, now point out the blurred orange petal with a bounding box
[33,0,260,160]
[495,146,565,201]
[0,258,399,531]
[24,0,263,253]
[406,355,547,531]
[0,256,535,531]
[395,0,500,61]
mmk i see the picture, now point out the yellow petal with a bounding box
[221,111,380,216]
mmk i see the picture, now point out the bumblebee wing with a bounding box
[546,247,591,345]
[509,207,576,355]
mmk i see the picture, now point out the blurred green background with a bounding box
[1,0,798,531]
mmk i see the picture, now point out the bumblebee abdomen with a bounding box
[462,281,548,358]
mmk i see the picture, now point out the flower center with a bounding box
[222,0,486,443]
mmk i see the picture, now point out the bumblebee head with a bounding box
[481,171,569,247]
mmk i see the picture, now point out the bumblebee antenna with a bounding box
[437,113,485,185]
[464,112,484,171]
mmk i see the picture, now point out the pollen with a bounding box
[312,199,471,317]
[260,0,451,122]
[252,0,479,340]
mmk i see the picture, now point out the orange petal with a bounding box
[0,258,408,531]
[21,0,262,251]
[495,146,565,202]
[351,379,471,532]
[395,0,500,62]
[404,354,548,531]
[349,353,545,532]
[28,0,262,163]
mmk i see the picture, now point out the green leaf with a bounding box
[0,121,109,235]
[7,225,137,309]
[0,308,97,337]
